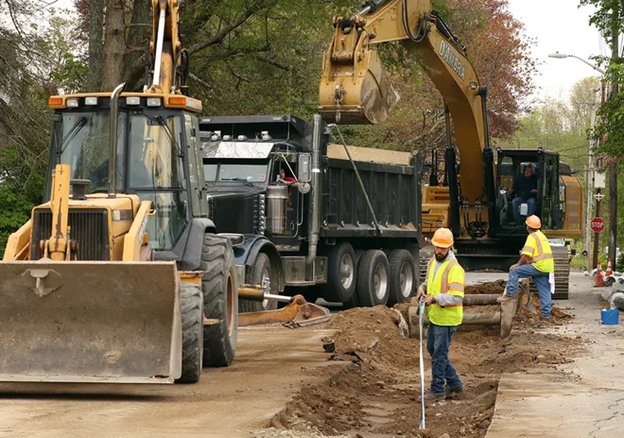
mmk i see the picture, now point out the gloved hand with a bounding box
[416,286,426,301]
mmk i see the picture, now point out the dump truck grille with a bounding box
[30,208,110,261]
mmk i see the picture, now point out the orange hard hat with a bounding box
[526,215,541,229]
[431,228,454,248]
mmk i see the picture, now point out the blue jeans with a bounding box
[506,263,552,318]
[512,197,536,221]
[427,323,463,395]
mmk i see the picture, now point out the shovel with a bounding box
[522,289,537,314]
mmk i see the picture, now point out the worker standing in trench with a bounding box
[500,215,554,320]
[416,228,465,402]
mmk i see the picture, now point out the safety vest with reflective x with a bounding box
[521,230,554,273]
[426,257,465,326]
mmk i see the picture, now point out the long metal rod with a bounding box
[152,1,167,87]
[264,293,293,304]
[418,301,426,429]
[330,123,381,234]
[108,82,126,199]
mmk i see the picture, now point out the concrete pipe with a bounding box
[408,298,515,339]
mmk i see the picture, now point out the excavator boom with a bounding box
[319,0,487,204]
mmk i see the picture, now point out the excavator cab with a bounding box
[494,149,564,233]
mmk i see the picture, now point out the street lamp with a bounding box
[548,52,606,75]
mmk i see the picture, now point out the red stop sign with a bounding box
[591,217,605,233]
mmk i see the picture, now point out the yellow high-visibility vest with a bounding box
[426,257,465,326]
[521,230,554,273]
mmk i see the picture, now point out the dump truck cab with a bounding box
[200,116,313,247]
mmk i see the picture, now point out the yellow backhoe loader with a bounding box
[0,0,328,385]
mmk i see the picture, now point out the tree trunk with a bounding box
[85,0,104,91]
[123,0,152,90]
[101,0,126,91]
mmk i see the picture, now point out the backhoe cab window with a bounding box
[53,111,126,193]
[128,113,188,251]
[128,114,185,189]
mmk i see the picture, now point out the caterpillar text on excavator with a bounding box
[0,0,329,385]
[318,0,582,299]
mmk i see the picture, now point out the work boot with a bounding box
[497,292,516,303]
[423,392,446,403]
[446,385,464,397]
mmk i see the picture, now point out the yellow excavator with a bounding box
[0,0,328,385]
[318,0,583,298]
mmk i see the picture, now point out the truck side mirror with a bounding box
[298,153,311,183]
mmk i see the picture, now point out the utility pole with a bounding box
[593,83,607,270]
[586,105,597,271]
[608,8,619,266]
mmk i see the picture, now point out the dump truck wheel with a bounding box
[387,250,416,305]
[240,253,277,313]
[357,250,390,307]
[322,242,356,303]
[175,282,204,384]
[201,235,239,367]
[343,249,365,309]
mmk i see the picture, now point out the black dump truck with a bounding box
[199,114,423,312]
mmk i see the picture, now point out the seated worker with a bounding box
[509,164,537,222]
[279,164,297,184]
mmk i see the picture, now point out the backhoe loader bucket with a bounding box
[0,261,182,384]
[318,49,400,125]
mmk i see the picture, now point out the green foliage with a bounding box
[498,76,600,173]
[0,183,35,251]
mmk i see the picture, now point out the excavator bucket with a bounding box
[0,261,182,384]
[318,49,400,125]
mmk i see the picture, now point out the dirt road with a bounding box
[0,327,339,438]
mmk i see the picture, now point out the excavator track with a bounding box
[529,246,570,300]
[419,246,434,285]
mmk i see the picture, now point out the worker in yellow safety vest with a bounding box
[500,215,554,319]
[416,228,465,403]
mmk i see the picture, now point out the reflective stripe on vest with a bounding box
[528,232,553,264]
[426,257,464,325]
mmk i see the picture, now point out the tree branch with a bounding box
[189,0,279,54]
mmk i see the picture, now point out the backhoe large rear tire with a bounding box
[201,235,238,367]
[175,282,204,384]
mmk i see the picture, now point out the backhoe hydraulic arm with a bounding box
[147,0,189,95]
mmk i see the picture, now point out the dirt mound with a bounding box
[465,280,507,295]
[324,306,415,368]
[266,302,584,438]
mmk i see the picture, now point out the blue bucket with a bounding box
[601,309,619,325]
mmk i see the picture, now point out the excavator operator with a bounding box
[509,164,538,222]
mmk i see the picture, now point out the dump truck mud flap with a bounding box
[0,261,182,384]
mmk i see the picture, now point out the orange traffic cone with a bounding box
[606,258,614,277]
[595,262,605,287]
